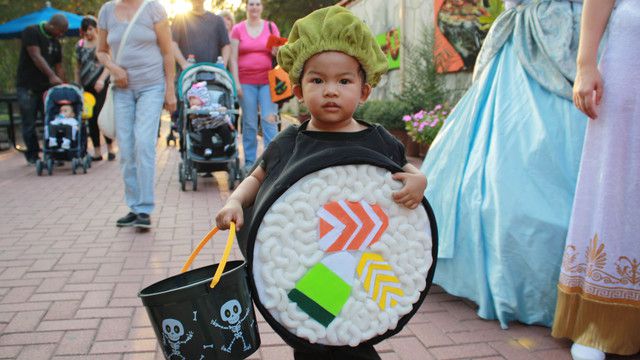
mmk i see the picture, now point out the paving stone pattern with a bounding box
[1,124,635,360]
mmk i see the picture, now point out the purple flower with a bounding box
[402,115,412,122]
[414,110,425,120]
[442,111,448,115]
[412,121,419,127]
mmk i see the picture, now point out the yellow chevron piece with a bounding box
[378,285,404,309]
[357,253,385,274]
[357,252,404,310]
[362,263,393,289]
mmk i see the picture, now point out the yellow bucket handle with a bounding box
[181,222,236,289]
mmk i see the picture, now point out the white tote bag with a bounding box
[98,0,150,139]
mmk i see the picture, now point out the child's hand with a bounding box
[392,172,427,209]
[215,199,244,230]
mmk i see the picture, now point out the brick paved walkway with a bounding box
[0,122,629,360]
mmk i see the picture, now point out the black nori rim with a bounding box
[245,148,438,351]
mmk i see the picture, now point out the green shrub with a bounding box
[353,102,369,122]
[360,100,411,130]
[394,27,446,113]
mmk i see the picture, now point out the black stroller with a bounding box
[36,84,90,175]
[177,63,244,191]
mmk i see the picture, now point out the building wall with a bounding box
[347,0,472,102]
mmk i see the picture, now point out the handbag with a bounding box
[266,22,294,105]
[98,0,150,139]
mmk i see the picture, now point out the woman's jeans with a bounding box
[239,83,278,167]
[113,83,165,215]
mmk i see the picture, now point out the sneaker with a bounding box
[91,155,103,161]
[134,213,151,228]
[107,153,116,161]
[571,344,605,360]
[116,212,138,227]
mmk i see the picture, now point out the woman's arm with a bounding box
[230,39,243,98]
[155,18,177,113]
[95,67,110,93]
[573,0,615,119]
[74,46,81,84]
[96,28,129,88]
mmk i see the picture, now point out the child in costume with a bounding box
[49,103,79,149]
[215,6,426,359]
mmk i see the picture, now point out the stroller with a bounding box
[177,63,244,191]
[36,84,90,176]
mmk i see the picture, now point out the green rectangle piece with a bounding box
[295,263,351,316]
[288,288,335,327]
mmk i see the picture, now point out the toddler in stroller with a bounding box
[48,103,79,150]
[177,63,244,191]
[186,81,235,158]
[36,84,90,176]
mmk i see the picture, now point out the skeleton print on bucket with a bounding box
[161,318,193,360]
[211,299,254,353]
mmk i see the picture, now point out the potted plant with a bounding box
[403,103,450,157]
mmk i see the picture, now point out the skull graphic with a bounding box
[220,299,242,324]
[162,318,184,342]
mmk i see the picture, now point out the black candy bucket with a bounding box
[139,224,260,360]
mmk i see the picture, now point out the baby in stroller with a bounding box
[187,81,235,158]
[48,101,80,150]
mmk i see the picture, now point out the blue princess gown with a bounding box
[422,0,587,328]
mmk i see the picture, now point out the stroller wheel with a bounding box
[46,158,54,176]
[228,166,236,190]
[179,162,186,191]
[35,159,43,176]
[82,157,89,174]
[71,158,78,175]
[166,132,176,147]
[191,168,198,191]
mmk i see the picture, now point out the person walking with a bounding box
[230,0,280,171]
[75,16,115,161]
[171,0,231,69]
[219,9,235,36]
[16,14,68,164]
[552,0,640,359]
[97,0,176,228]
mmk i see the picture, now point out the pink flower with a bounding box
[434,104,443,111]
[428,111,435,116]
[442,111,448,115]
[412,121,419,127]
[402,115,412,122]
[414,110,425,120]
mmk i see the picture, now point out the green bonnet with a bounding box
[277,5,388,87]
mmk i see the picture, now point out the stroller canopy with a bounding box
[178,63,236,101]
[44,84,84,121]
